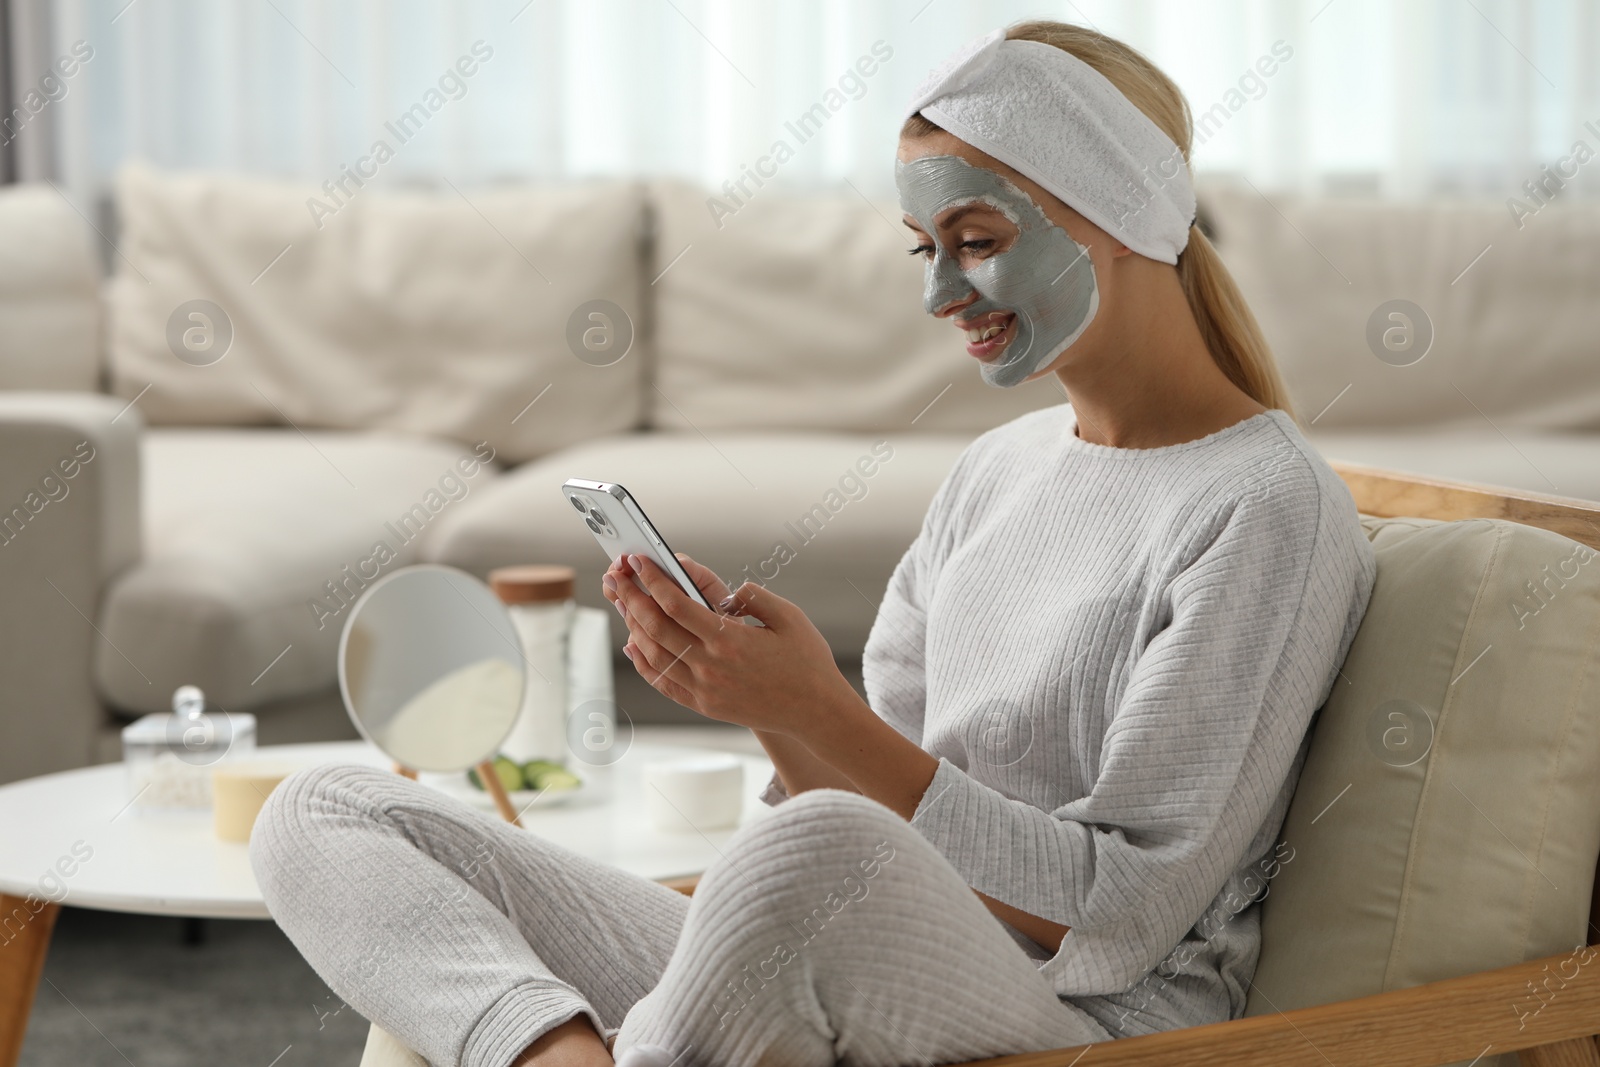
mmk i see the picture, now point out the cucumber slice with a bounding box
[537,767,582,791]
[489,755,523,792]
[521,759,580,791]
[469,755,523,792]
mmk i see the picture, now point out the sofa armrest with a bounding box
[0,392,141,784]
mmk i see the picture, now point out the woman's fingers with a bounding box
[718,579,795,630]
[624,633,697,705]
[625,555,732,643]
[611,566,707,676]
[611,553,735,617]
[672,552,735,609]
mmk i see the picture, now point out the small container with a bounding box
[122,685,257,810]
[644,755,745,832]
[489,565,576,764]
[212,760,298,842]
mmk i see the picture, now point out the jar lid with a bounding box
[489,564,576,604]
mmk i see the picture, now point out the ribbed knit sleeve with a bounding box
[905,460,1368,997]
[862,531,933,745]
[862,443,978,747]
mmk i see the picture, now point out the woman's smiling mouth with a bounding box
[956,311,1016,359]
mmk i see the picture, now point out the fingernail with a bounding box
[622,644,634,661]
[717,595,735,611]
[614,599,627,616]
[628,554,642,571]
[602,574,616,592]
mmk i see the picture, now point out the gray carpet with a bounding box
[21,908,371,1067]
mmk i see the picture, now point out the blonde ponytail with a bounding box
[1177,226,1296,417]
[903,19,1296,419]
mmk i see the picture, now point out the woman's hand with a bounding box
[602,551,939,821]
[601,552,864,741]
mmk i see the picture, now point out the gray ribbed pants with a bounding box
[249,763,1110,1067]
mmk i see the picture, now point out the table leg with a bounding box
[474,760,522,827]
[0,894,59,1067]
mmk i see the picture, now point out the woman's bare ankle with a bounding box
[511,1015,613,1067]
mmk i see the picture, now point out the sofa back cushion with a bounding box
[0,184,102,392]
[646,178,1062,434]
[1247,516,1600,1026]
[108,163,646,464]
[1205,183,1600,433]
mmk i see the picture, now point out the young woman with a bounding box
[252,20,1376,1067]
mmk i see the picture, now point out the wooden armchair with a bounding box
[683,462,1600,1067]
[362,462,1600,1067]
[969,463,1600,1067]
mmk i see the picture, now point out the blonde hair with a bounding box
[902,20,1296,419]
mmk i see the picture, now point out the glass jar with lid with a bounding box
[121,685,257,810]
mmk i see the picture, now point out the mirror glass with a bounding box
[338,564,525,773]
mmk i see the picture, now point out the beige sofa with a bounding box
[2,164,1597,784]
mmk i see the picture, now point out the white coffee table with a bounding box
[0,726,773,1067]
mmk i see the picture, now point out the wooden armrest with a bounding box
[1330,460,1600,550]
[658,875,700,896]
[962,947,1600,1067]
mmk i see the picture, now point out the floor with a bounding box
[21,908,371,1067]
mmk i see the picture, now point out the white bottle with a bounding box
[489,565,576,764]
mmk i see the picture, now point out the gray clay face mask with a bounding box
[896,154,1098,388]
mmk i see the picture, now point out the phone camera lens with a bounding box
[585,515,604,535]
[569,494,589,513]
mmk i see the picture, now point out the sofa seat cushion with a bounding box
[1247,516,1600,1033]
[1310,428,1600,504]
[424,431,973,655]
[95,428,498,715]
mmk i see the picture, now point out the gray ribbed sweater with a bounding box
[856,404,1376,1036]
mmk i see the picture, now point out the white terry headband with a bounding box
[904,27,1197,265]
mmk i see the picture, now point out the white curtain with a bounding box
[19,0,1600,208]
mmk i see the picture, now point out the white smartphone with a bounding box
[561,479,714,610]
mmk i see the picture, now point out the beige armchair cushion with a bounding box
[1247,517,1600,1060]
[107,162,646,464]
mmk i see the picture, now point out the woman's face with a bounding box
[896,130,1125,388]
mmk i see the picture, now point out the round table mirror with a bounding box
[338,564,527,819]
